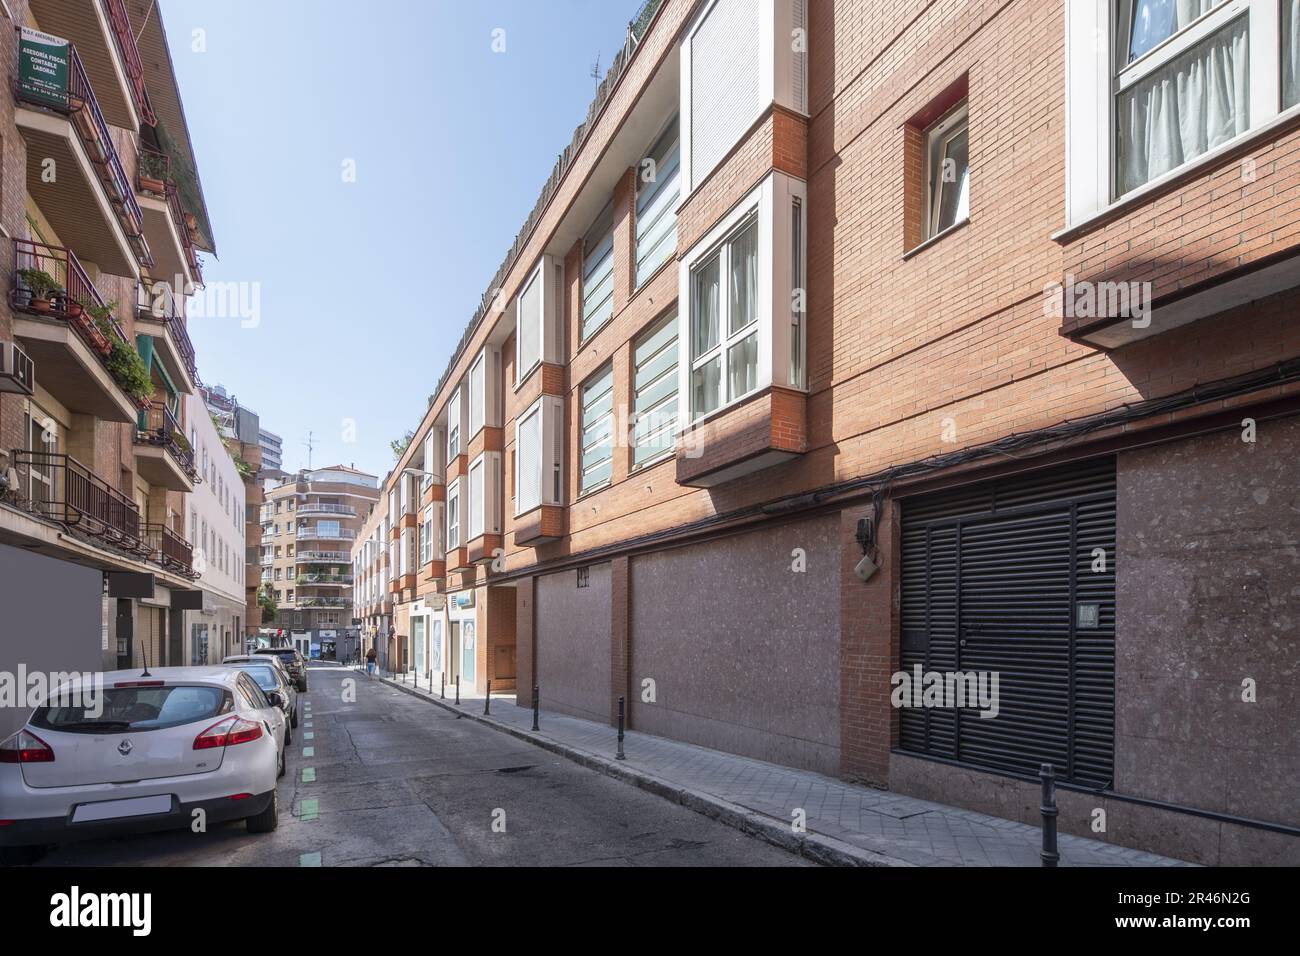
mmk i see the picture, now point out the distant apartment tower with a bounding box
[259,428,283,477]
[260,466,379,660]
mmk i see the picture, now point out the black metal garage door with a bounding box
[899,458,1116,788]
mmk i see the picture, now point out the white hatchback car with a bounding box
[0,667,286,864]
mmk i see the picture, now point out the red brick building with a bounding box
[0,0,215,739]
[373,0,1299,864]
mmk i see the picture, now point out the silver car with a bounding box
[222,656,299,732]
[0,667,286,866]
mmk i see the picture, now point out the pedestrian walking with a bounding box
[366,644,377,677]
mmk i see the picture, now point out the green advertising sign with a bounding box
[19,27,70,109]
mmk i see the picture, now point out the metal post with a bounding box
[440,672,445,700]
[616,696,626,760]
[1040,763,1059,867]
[484,679,491,715]
[455,674,460,706]
[531,685,539,732]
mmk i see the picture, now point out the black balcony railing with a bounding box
[135,401,197,481]
[136,282,198,383]
[15,34,152,268]
[103,0,157,126]
[11,239,144,407]
[144,522,194,576]
[10,449,145,552]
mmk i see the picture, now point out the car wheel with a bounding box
[291,705,299,729]
[284,721,293,746]
[277,745,286,779]
[246,790,279,834]
[0,844,44,866]
[298,679,308,693]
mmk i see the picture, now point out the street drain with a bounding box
[495,765,534,774]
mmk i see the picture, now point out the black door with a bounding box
[899,459,1116,788]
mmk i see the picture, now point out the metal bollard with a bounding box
[455,675,460,706]
[1040,763,1059,867]
[532,685,540,732]
[484,679,491,715]
[440,672,445,700]
[616,696,626,760]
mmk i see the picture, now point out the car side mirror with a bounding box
[267,692,283,709]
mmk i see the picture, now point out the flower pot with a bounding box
[29,297,52,313]
[88,327,111,357]
[139,175,165,195]
[66,300,84,318]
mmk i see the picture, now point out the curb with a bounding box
[371,670,912,868]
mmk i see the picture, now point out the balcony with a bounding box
[295,550,350,563]
[133,401,196,492]
[296,527,357,541]
[297,597,349,609]
[135,282,197,393]
[14,32,150,276]
[296,575,353,587]
[7,450,200,580]
[28,0,150,128]
[136,148,203,287]
[10,240,142,424]
[10,450,145,553]
[296,502,357,517]
[143,522,195,577]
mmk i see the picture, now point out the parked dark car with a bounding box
[254,647,308,693]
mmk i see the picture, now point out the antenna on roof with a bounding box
[141,641,152,678]
[302,431,315,470]
[590,54,601,90]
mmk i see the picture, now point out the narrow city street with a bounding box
[33,666,809,867]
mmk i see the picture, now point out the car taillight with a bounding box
[193,716,263,750]
[0,729,55,763]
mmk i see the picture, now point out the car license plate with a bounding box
[71,794,172,823]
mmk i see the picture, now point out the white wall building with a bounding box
[184,392,247,663]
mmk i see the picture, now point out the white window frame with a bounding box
[469,351,485,437]
[1064,0,1284,228]
[514,256,562,384]
[446,479,461,551]
[687,212,760,420]
[421,430,435,490]
[468,455,485,540]
[447,388,462,460]
[923,102,970,239]
[515,399,543,516]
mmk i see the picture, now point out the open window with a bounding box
[924,103,970,239]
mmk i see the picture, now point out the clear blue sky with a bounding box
[166,0,643,478]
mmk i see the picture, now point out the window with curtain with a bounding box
[516,403,542,514]
[636,117,680,287]
[690,212,759,420]
[1115,0,1248,195]
[581,202,615,341]
[632,312,679,468]
[580,364,614,493]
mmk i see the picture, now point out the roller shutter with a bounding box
[899,459,1116,788]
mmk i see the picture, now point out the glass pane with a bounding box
[728,218,758,336]
[691,253,720,358]
[1117,16,1248,194]
[1286,0,1300,109]
[727,332,758,401]
[934,125,970,234]
[517,409,541,513]
[691,355,721,419]
[1127,0,1226,64]
[518,273,541,372]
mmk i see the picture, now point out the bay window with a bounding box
[515,255,563,383]
[514,396,565,516]
[447,388,462,459]
[446,479,461,550]
[468,456,484,539]
[580,364,614,493]
[1067,0,1296,223]
[678,171,807,425]
[689,214,758,419]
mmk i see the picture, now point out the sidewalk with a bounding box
[362,666,1190,867]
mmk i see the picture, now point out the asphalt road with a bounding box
[33,665,809,867]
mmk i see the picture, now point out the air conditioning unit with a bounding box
[0,341,35,395]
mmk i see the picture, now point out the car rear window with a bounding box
[233,665,279,692]
[31,685,231,734]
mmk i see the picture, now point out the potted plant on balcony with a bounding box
[17,269,61,314]
[86,302,119,357]
[105,332,154,408]
[137,150,168,195]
